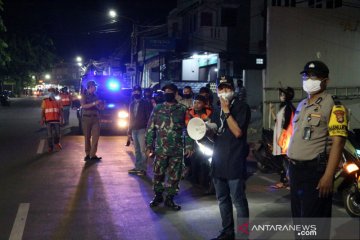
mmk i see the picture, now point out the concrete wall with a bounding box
[267,7,360,89]
[265,6,360,128]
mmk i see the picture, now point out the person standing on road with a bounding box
[269,87,295,189]
[179,86,193,109]
[59,87,72,126]
[41,88,63,152]
[210,76,251,240]
[80,80,104,161]
[287,60,347,239]
[145,83,194,211]
[127,85,153,176]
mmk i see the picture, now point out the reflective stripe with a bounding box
[45,108,60,113]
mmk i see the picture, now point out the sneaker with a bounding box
[128,168,140,174]
[136,170,146,176]
[90,156,102,161]
[55,143,62,151]
[84,155,90,161]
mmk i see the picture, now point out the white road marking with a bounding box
[37,139,45,154]
[9,203,30,240]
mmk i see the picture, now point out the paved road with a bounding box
[0,98,357,240]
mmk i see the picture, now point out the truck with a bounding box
[74,71,132,135]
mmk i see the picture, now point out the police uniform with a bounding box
[287,91,347,239]
[81,91,101,159]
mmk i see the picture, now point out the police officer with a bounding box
[287,61,348,239]
[80,80,104,161]
[145,83,194,211]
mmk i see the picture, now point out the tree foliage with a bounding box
[0,0,10,67]
[2,33,58,90]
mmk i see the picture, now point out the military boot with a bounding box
[164,195,181,211]
[149,192,163,207]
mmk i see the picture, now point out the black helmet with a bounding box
[279,87,295,101]
[61,87,68,93]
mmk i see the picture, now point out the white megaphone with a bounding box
[187,117,218,141]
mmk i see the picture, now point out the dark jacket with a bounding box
[211,98,251,180]
[128,98,153,134]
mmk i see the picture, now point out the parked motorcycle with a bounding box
[0,92,10,106]
[334,130,360,217]
[252,128,283,173]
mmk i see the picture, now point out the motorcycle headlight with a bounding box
[77,95,82,100]
[345,162,359,174]
[118,111,129,118]
[55,95,61,100]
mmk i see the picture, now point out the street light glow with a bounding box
[45,74,51,80]
[76,56,82,62]
[77,62,82,67]
[109,9,117,18]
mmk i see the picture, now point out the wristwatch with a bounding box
[224,112,231,119]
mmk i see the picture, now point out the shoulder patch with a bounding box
[328,104,348,137]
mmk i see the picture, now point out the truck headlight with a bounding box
[118,111,129,118]
[117,120,128,128]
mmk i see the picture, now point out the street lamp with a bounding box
[107,9,138,85]
[45,74,51,80]
[76,56,82,62]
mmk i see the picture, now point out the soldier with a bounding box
[145,83,194,211]
[287,61,347,239]
[80,80,104,161]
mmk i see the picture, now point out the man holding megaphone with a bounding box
[210,76,251,240]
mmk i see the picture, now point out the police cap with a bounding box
[87,80,98,88]
[217,75,234,89]
[300,60,329,78]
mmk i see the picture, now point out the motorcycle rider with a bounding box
[269,87,295,189]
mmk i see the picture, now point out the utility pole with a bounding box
[131,24,137,86]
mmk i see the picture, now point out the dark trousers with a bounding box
[46,123,60,149]
[213,177,249,238]
[289,161,332,239]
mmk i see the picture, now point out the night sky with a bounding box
[2,0,177,62]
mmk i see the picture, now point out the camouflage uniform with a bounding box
[145,102,193,196]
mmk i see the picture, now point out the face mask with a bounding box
[218,91,234,101]
[164,93,175,102]
[303,79,322,94]
[183,94,192,99]
[133,93,141,99]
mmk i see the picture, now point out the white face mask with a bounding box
[218,91,234,101]
[302,79,322,94]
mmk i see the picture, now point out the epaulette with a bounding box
[332,95,342,105]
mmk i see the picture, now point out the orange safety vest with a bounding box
[43,98,62,122]
[277,112,294,154]
[185,107,213,125]
[60,93,71,106]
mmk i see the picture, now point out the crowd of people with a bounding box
[39,60,349,240]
